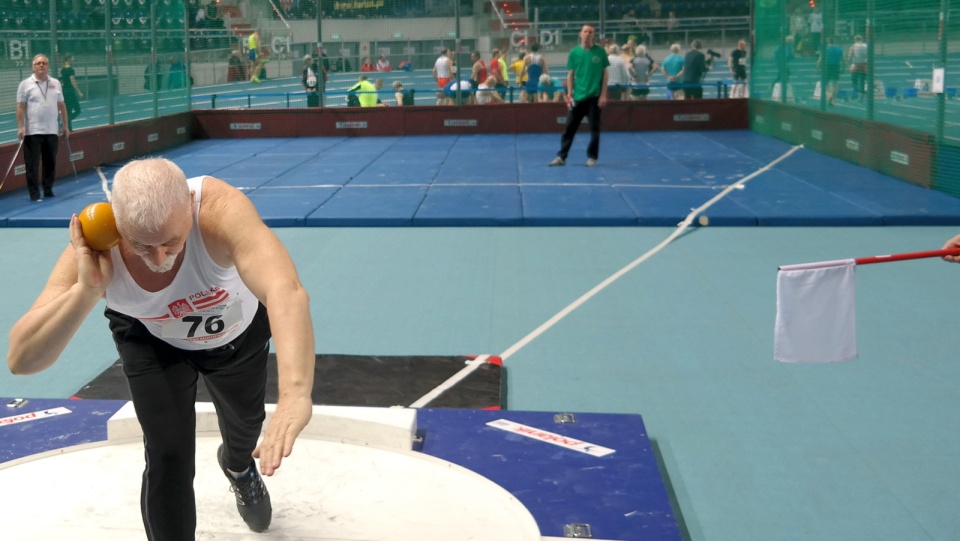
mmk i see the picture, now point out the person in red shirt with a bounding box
[359,56,375,72]
[469,51,487,87]
[489,49,507,98]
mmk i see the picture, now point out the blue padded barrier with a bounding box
[414,185,523,226]
[211,155,316,187]
[833,186,960,225]
[726,170,883,226]
[521,185,639,226]
[305,186,428,227]
[246,187,340,227]
[6,192,109,228]
[263,159,364,187]
[617,186,758,226]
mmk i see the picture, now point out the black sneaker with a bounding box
[44,190,55,198]
[217,444,272,532]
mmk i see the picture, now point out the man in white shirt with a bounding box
[16,54,70,202]
[432,48,454,105]
[606,44,630,101]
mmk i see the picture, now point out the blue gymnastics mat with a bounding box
[1,131,959,228]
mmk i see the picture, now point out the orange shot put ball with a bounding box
[78,202,121,251]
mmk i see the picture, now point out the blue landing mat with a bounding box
[2,131,959,228]
[419,409,681,541]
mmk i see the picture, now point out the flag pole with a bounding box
[854,248,960,265]
[780,248,960,271]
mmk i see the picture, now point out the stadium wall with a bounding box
[191,100,748,138]
[749,99,949,193]
[749,100,938,190]
[0,113,193,195]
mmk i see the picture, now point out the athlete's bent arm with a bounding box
[8,216,113,374]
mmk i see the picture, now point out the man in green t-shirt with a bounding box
[550,24,609,167]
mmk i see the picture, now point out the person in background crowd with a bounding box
[248,31,263,83]
[728,39,748,99]
[661,43,685,99]
[549,24,609,168]
[348,75,385,107]
[227,49,246,82]
[16,54,70,202]
[772,36,795,100]
[60,53,83,131]
[145,58,164,91]
[681,40,709,100]
[510,51,528,99]
[808,7,823,52]
[443,78,475,105]
[392,80,414,105]
[847,34,868,99]
[818,37,844,106]
[302,54,320,107]
[537,73,562,102]
[476,76,506,105]
[489,49,508,98]
[360,56,376,72]
[168,56,187,89]
[629,45,657,101]
[606,44,630,101]
[432,48,454,105]
[469,50,488,89]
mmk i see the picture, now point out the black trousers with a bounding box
[557,96,602,161]
[23,134,58,200]
[106,303,272,541]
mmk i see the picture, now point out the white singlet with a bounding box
[104,176,260,350]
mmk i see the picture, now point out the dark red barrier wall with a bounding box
[192,99,749,139]
[0,113,193,195]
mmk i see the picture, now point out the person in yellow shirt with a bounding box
[510,52,528,101]
[347,76,385,107]
[248,31,262,83]
[511,52,527,85]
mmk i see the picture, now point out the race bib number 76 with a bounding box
[160,299,244,344]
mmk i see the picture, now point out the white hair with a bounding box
[112,158,192,237]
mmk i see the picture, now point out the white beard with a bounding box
[142,253,178,273]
